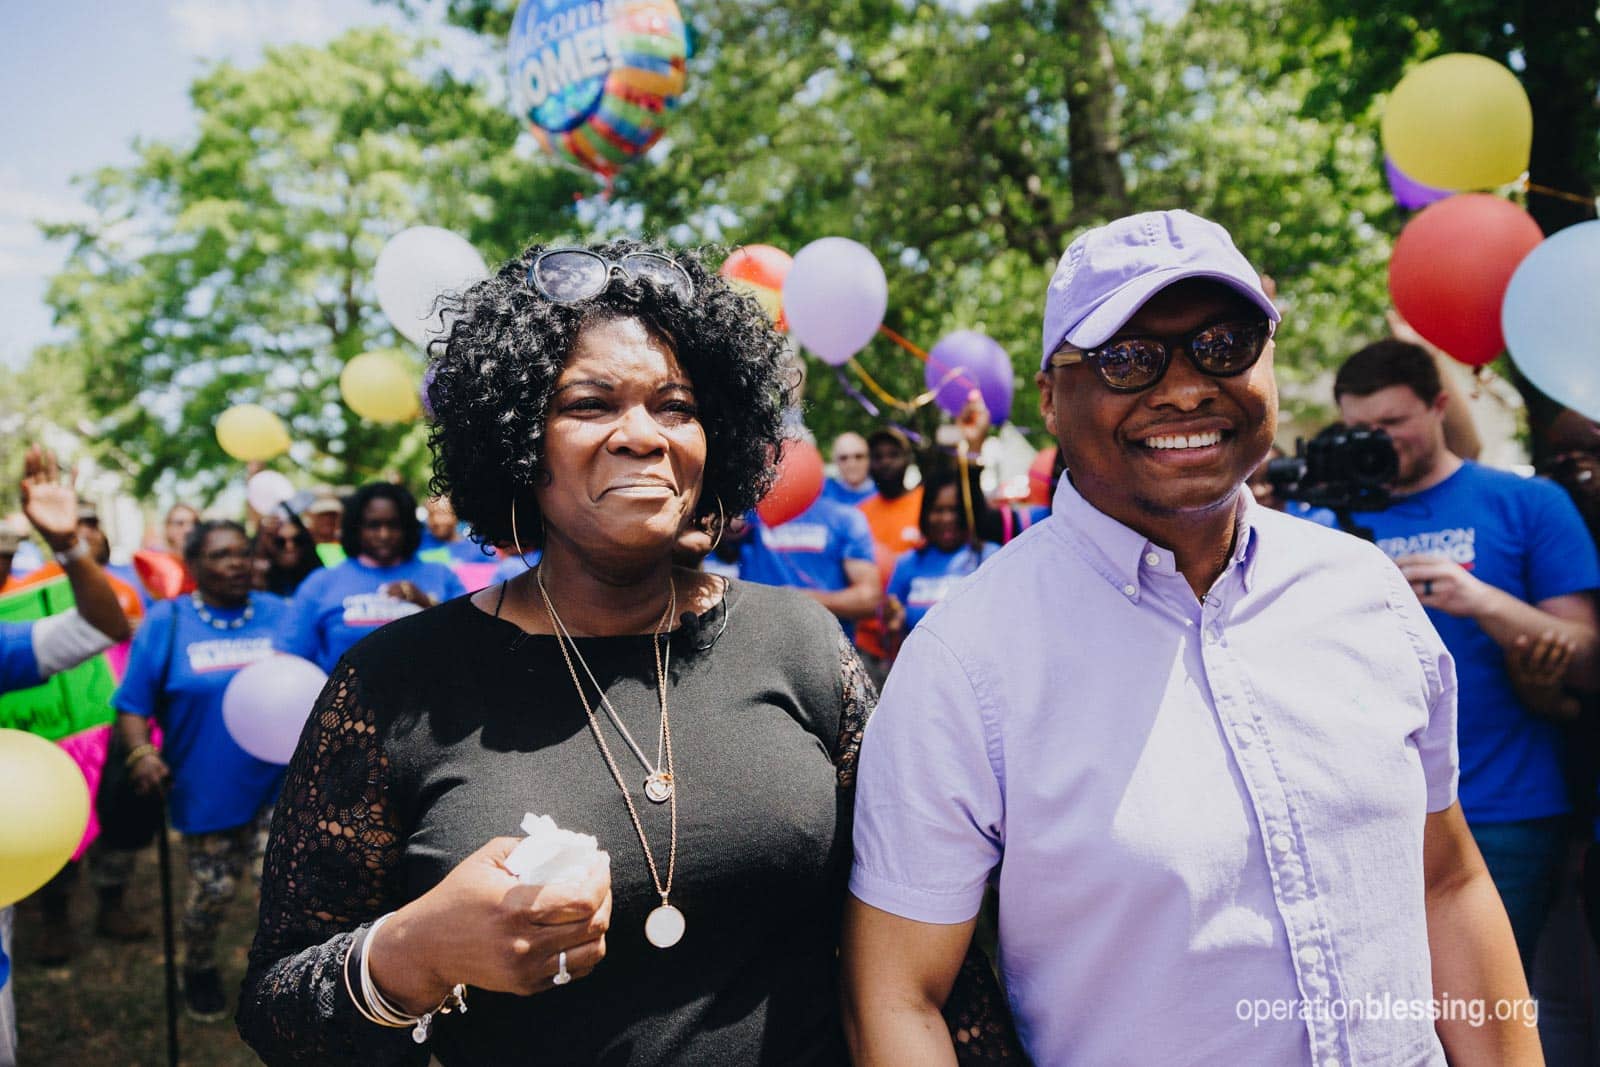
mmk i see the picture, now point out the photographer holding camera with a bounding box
[1335,338,1600,975]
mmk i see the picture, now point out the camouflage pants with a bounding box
[182,806,272,970]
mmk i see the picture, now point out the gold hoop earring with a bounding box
[707,495,727,554]
[510,500,536,570]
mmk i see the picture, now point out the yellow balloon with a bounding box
[216,404,291,462]
[1382,53,1531,191]
[0,730,90,907]
[341,351,421,423]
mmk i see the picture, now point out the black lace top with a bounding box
[236,580,1022,1065]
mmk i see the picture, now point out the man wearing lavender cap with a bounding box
[841,210,1535,1065]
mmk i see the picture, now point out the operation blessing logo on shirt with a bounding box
[1374,527,1477,568]
[907,575,961,610]
[342,593,424,627]
[186,636,275,674]
[763,523,831,554]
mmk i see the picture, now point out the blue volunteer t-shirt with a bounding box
[0,622,42,693]
[1360,461,1600,823]
[112,595,289,834]
[821,477,877,507]
[738,500,875,637]
[419,535,491,565]
[887,542,999,632]
[279,557,466,673]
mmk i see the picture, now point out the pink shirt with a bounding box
[851,477,1457,1066]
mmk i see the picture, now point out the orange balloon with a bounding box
[1388,194,1544,367]
[756,439,824,527]
[720,245,793,331]
[133,550,195,600]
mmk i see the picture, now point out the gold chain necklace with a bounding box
[536,568,686,949]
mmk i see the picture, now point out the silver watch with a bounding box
[53,540,91,567]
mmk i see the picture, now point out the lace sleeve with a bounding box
[833,629,876,790]
[235,660,427,1066]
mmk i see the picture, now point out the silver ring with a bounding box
[552,950,571,986]
[1423,579,1434,598]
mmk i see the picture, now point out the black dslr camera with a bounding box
[1266,425,1398,515]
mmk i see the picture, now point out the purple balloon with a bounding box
[420,364,437,419]
[1385,157,1450,212]
[926,331,1013,424]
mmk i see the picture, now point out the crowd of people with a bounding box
[2,213,1600,1064]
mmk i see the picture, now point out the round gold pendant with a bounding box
[645,903,686,948]
[643,773,673,803]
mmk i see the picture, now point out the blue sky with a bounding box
[0,0,424,368]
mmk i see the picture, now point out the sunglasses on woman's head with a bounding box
[526,248,695,305]
[1049,318,1274,393]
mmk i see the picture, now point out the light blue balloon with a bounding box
[1502,220,1600,421]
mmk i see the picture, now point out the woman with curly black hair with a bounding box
[239,240,950,1066]
[276,482,465,672]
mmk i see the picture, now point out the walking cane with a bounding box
[157,799,180,1067]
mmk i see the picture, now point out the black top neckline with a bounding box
[461,576,736,650]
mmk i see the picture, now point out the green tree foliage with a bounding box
[55,0,1590,493]
[43,28,584,497]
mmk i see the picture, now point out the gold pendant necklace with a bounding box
[537,568,685,949]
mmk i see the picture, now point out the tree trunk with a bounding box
[1058,0,1128,225]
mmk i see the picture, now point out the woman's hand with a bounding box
[20,445,80,552]
[380,581,435,610]
[130,752,172,795]
[366,837,611,1013]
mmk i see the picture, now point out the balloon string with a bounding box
[877,324,930,362]
[848,358,930,413]
[1523,179,1598,211]
[833,368,881,417]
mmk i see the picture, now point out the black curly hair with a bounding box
[183,519,249,563]
[340,482,423,561]
[425,239,792,548]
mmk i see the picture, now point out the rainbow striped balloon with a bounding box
[509,0,689,179]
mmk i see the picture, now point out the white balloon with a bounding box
[246,470,296,517]
[782,238,888,366]
[1503,220,1600,422]
[222,655,329,764]
[375,227,489,347]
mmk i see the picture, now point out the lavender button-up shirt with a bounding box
[851,477,1457,1066]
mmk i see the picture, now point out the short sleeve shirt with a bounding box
[738,500,875,637]
[852,478,1457,1066]
[0,622,43,694]
[1359,461,1600,822]
[113,596,290,833]
[278,557,467,673]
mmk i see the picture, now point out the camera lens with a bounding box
[1346,430,1398,485]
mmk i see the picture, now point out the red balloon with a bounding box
[132,550,194,599]
[1027,446,1058,506]
[756,439,824,527]
[1389,194,1544,367]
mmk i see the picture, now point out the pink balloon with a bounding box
[222,654,328,764]
[782,238,887,366]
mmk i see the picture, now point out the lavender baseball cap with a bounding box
[1040,210,1279,371]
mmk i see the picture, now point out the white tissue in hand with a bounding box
[503,813,605,886]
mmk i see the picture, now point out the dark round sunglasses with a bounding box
[526,248,695,305]
[1049,318,1274,393]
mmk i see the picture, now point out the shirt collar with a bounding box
[1050,474,1261,601]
